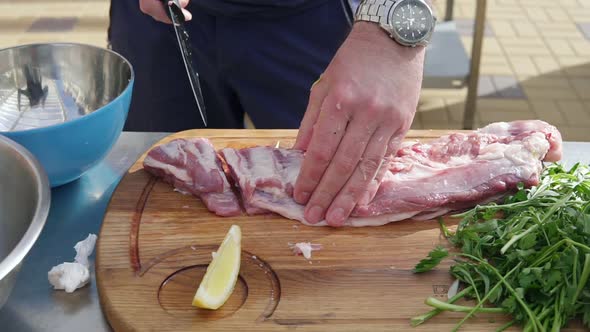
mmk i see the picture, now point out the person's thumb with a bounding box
[139,0,172,24]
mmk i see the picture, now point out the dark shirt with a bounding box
[190,0,341,18]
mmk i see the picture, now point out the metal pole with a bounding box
[462,0,487,130]
[445,0,455,21]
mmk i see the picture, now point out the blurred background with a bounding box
[2,0,588,141]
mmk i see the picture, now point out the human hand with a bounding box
[293,22,425,227]
[139,0,192,24]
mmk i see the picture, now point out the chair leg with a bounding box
[445,0,454,21]
[463,0,487,130]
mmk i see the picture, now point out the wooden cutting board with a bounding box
[96,129,562,332]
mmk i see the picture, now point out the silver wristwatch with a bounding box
[355,0,436,47]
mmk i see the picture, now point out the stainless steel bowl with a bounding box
[0,135,50,309]
[0,43,134,187]
[0,43,132,131]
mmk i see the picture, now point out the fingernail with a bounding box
[306,205,324,224]
[327,208,345,225]
[295,191,310,204]
[183,9,192,21]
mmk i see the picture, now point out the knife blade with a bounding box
[165,0,208,127]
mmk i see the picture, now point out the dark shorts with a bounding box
[108,0,353,131]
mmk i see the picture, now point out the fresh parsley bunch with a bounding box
[413,163,590,332]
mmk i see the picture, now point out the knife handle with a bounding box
[161,0,186,22]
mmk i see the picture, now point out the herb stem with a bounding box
[551,288,564,332]
[495,320,515,332]
[567,239,590,253]
[533,213,551,246]
[543,317,550,332]
[572,253,590,305]
[530,239,568,267]
[500,224,538,255]
[523,304,553,332]
[439,218,454,238]
[410,286,473,327]
[573,247,579,288]
[531,307,551,332]
[537,306,553,322]
[425,297,506,314]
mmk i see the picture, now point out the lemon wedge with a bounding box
[192,224,241,309]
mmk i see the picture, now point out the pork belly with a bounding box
[143,120,562,227]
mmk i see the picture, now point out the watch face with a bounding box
[391,0,432,44]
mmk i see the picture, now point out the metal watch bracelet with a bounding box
[355,0,395,26]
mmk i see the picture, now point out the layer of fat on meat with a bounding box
[48,234,97,293]
[159,140,188,164]
[174,187,191,195]
[143,156,192,183]
[184,140,217,169]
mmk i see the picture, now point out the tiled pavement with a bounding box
[418,0,590,141]
[1,0,589,141]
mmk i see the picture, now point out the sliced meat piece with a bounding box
[143,138,242,217]
[200,191,243,217]
[184,140,225,193]
[220,146,302,216]
[141,139,194,194]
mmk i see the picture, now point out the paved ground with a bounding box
[1,0,589,141]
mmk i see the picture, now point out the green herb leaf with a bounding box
[413,246,449,273]
[519,232,537,250]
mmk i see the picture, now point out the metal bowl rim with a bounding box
[0,134,51,280]
[0,42,135,136]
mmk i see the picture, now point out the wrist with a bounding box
[350,21,389,40]
[349,21,426,59]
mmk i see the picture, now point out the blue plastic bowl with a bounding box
[0,43,134,187]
